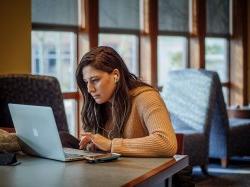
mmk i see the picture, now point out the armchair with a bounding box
[208,73,250,167]
[0,74,69,132]
[162,69,218,174]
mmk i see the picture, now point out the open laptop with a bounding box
[8,103,114,162]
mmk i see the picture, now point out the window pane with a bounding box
[64,99,77,136]
[99,34,138,75]
[32,0,78,26]
[206,0,229,35]
[158,0,189,32]
[32,31,77,92]
[205,38,228,82]
[99,0,139,30]
[157,36,187,88]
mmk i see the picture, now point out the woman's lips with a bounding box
[92,95,99,99]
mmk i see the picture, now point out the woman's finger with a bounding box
[79,135,91,149]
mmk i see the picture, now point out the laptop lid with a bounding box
[8,103,68,161]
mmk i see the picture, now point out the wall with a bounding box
[0,0,31,74]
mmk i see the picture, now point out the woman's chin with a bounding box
[94,98,105,104]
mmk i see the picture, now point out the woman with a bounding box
[75,46,177,157]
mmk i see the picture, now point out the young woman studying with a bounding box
[61,46,177,157]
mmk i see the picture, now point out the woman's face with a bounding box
[82,65,118,104]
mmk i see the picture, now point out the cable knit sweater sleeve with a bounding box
[111,88,177,157]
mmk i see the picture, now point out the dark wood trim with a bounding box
[242,0,248,105]
[189,0,206,69]
[32,23,78,32]
[99,28,140,35]
[158,31,190,36]
[137,33,141,77]
[140,0,157,86]
[63,92,80,100]
[205,33,230,38]
[187,36,191,68]
[230,0,248,105]
[221,82,230,87]
[197,0,206,69]
[79,0,85,29]
[227,37,231,106]
[149,0,158,87]
[85,0,98,48]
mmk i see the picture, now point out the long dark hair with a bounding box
[76,46,150,138]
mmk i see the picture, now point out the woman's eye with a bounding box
[92,79,99,83]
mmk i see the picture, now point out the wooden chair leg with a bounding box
[221,158,228,168]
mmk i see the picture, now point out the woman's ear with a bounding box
[112,69,120,83]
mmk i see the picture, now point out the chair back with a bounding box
[162,69,217,135]
[209,72,230,158]
[0,74,69,132]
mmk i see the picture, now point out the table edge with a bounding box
[121,155,188,187]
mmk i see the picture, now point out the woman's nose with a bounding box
[87,83,95,93]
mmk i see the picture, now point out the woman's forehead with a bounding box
[82,66,108,79]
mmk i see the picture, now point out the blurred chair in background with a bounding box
[163,69,218,174]
[0,74,68,132]
[208,73,250,167]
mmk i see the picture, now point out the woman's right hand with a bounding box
[79,132,92,150]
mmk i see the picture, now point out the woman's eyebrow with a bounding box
[83,75,99,81]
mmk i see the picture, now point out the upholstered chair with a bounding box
[208,73,250,167]
[162,69,218,174]
[0,74,69,132]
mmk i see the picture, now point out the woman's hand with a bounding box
[91,134,112,152]
[79,132,92,150]
[79,133,111,152]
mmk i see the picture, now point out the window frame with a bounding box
[31,0,249,136]
[31,23,80,136]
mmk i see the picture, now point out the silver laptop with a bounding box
[8,103,104,162]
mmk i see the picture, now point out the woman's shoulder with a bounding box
[129,86,155,96]
[129,86,167,114]
[129,86,160,99]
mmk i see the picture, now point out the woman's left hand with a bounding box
[81,133,112,152]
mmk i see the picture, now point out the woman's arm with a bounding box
[110,90,178,157]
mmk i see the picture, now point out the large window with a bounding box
[157,0,189,91]
[98,0,140,75]
[157,36,187,88]
[31,31,77,135]
[30,0,241,135]
[99,34,138,75]
[205,0,230,104]
[205,38,228,83]
[205,38,229,103]
[32,0,79,136]
[32,31,77,92]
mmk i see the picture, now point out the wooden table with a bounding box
[0,154,188,187]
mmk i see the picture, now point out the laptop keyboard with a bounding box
[64,152,84,158]
[63,148,104,157]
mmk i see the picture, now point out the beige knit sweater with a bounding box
[109,86,177,157]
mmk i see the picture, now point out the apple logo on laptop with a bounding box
[32,128,39,137]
